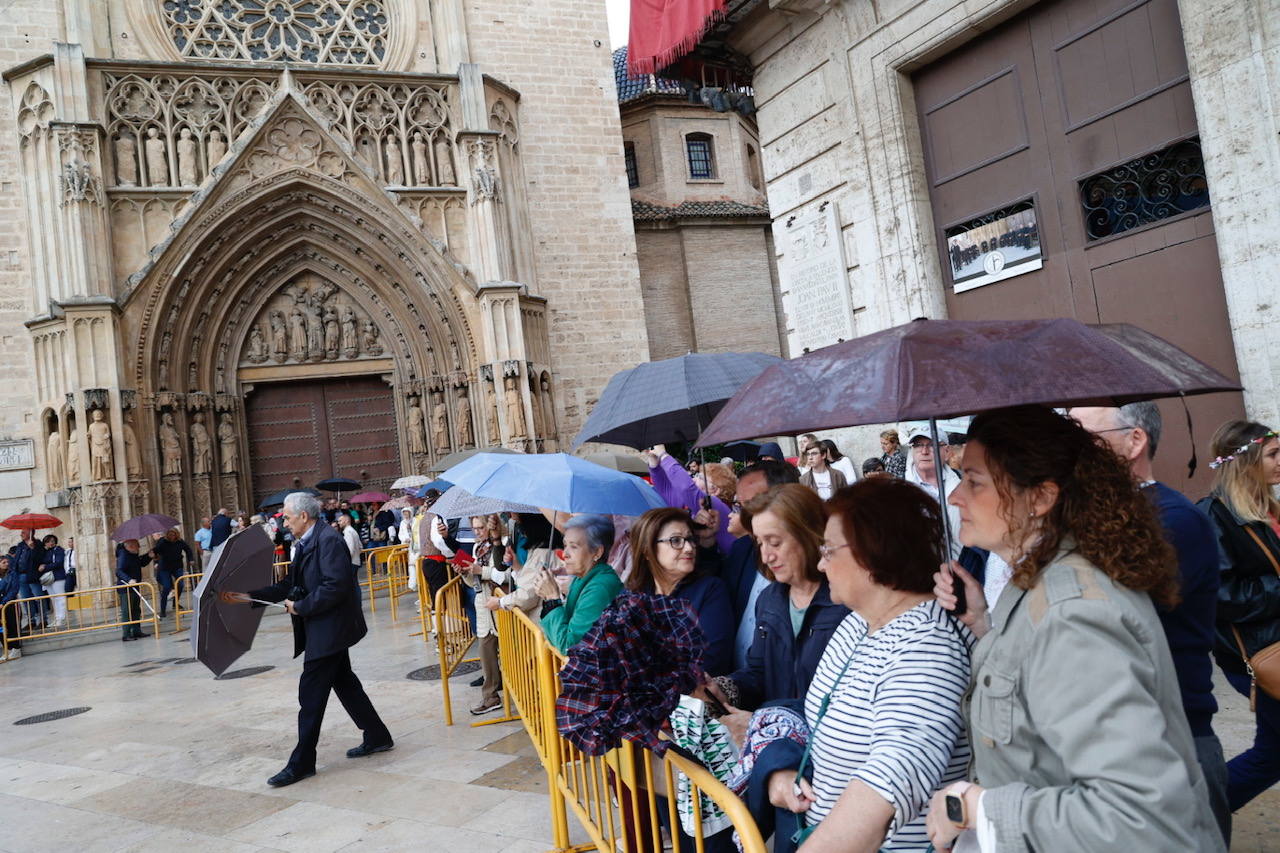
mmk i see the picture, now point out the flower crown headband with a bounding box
[1209,431,1278,469]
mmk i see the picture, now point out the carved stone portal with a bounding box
[238,273,387,368]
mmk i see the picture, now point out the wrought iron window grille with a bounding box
[1079,138,1210,241]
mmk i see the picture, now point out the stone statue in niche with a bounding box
[485,380,500,442]
[218,413,238,473]
[246,323,268,363]
[455,386,474,447]
[407,398,428,455]
[66,427,81,486]
[46,430,65,491]
[362,320,383,356]
[435,138,456,185]
[323,305,339,359]
[145,127,167,186]
[177,128,198,186]
[504,376,527,439]
[289,305,307,361]
[540,374,557,448]
[529,374,544,439]
[411,132,429,185]
[159,411,182,476]
[305,293,324,362]
[190,411,212,475]
[114,133,138,186]
[88,409,114,482]
[385,138,404,185]
[340,306,358,358]
[122,411,143,478]
[431,391,449,451]
[269,311,288,362]
[207,129,227,167]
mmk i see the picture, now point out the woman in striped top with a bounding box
[751,478,972,852]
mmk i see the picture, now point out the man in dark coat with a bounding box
[209,507,233,550]
[231,491,392,788]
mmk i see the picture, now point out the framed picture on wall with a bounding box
[944,199,1042,292]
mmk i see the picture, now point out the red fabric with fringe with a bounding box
[626,0,727,76]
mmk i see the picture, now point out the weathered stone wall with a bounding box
[0,0,63,518]
[682,225,783,356]
[464,0,650,431]
[635,229,693,360]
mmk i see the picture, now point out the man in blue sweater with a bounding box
[1072,403,1230,844]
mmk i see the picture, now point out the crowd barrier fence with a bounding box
[171,572,203,632]
[1,582,160,659]
[490,606,768,853]
[362,544,407,616]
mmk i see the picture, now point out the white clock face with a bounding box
[983,250,1006,276]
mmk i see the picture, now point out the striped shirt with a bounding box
[803,600,972,850]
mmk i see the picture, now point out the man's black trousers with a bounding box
[288,648,391,772]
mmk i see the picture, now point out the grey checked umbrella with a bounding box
[429,485,541,520]
[570,351,782,450]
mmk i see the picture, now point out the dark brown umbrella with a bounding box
[697,318,1240,444]
[191,524,278,676]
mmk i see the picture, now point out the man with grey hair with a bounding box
[228,490,392,788]
[1070,402,1230,843]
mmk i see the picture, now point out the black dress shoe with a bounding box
[267,767,315,787]
[346,740,394,758]
[469,675,484,687]
[133,633,150,639]
[121,636,134,642]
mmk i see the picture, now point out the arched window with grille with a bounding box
[624,141,639,188]
[685,132,716,180]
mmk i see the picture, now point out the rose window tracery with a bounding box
[160,0,390,66]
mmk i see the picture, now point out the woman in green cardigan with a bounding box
[540,514,621,652]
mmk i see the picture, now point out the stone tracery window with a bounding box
[160,0,390,66]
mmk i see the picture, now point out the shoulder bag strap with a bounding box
[1232,525,1280,711]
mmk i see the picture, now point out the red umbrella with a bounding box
[350,491,391,504]
[0,513,63,531]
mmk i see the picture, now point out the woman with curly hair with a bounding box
[1198,420,1280,810]
[927,405,1224,852]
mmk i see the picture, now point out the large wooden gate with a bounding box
[245,375,402,504]
[912,0,1245,494]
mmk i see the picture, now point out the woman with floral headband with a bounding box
[1199,420,1280,810]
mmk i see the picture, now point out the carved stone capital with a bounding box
[214,393,237,413]
[186,392,211,411]
[120,389,138,410]
[479,363,494,382]
[502,360,521,379]
[154,390,184,410]
[65,392,76,409]
[84,388,110,411]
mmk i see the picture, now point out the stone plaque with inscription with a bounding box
[0,439,35,471]
[780,202,854,355]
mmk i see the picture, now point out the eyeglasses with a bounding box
[818,543,851,560]
[729,501,743,513]
[1091,426,1134,436]
[656,535,695,550]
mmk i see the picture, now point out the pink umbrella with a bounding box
[350,491,391,504]
[378,496,411,513]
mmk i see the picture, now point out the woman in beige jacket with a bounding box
[928,406,1223,853]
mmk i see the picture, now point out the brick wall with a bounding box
[634,229,691,359]
[682,225,782,356]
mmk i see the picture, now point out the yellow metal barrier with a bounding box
[362,544,407,616]
[273,559,290,582]
[433,573,491,726]
[492,606,768,853]
[1,582,161,659]
[171,572,204,632]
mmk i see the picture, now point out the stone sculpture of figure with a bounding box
[340,306,358,358]
[114,133,138,186]
[540,374,557,449]
[384,138,404,185]
[528,375,544,439]
[323,306,339,359]
[485,381,500,441]
[177,127,198,186]
[46,430,65,491]
[190,411,212,475]
[88,409,114,482]
[431,391,449,451]
[145,127,168,186]
[411,132,429,185]
[435,138,456,185]
[504,375,527,438]
[362,320,383,356]
[407,399,428,455]
[305,293,324,362]
[207,129,227,167]
[122,411,143,478]
[289,305,307,361]
[269,310,288,362]
[455,386,474,447]
[218,413,238,473]
[159,411,182,476]
[247,323,267,363]
[66,427,81,486]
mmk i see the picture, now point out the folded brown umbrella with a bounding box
[191,525,277,676]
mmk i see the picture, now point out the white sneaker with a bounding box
[5,649,21,660]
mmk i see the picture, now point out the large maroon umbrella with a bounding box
[112,513,181,541]
[697,318,1240,444]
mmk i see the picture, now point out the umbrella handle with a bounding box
[249,598,289,608]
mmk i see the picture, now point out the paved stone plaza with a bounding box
[0,600,1275,852]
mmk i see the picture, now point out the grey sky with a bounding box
[606,0,629,49]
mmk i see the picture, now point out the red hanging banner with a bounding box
[626,0,728,76]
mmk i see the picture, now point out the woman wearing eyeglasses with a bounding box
[1199,420,1280,809]
[627,507,735,676]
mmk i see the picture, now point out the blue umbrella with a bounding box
[440,453,665,517]
[412,478,453,499]
[570,351,783,450]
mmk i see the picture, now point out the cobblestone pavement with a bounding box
[0,600,1274,851]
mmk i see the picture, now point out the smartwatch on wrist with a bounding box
[945,781,972,829]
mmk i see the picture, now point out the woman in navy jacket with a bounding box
[40,535,68,628]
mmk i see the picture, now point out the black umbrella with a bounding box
[191,525,277,676]
[570,351,782,450]
[315,477,361,494]
[258,487,320,510]
[719,440,762,462]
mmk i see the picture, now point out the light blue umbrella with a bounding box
[440,453,666,517]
